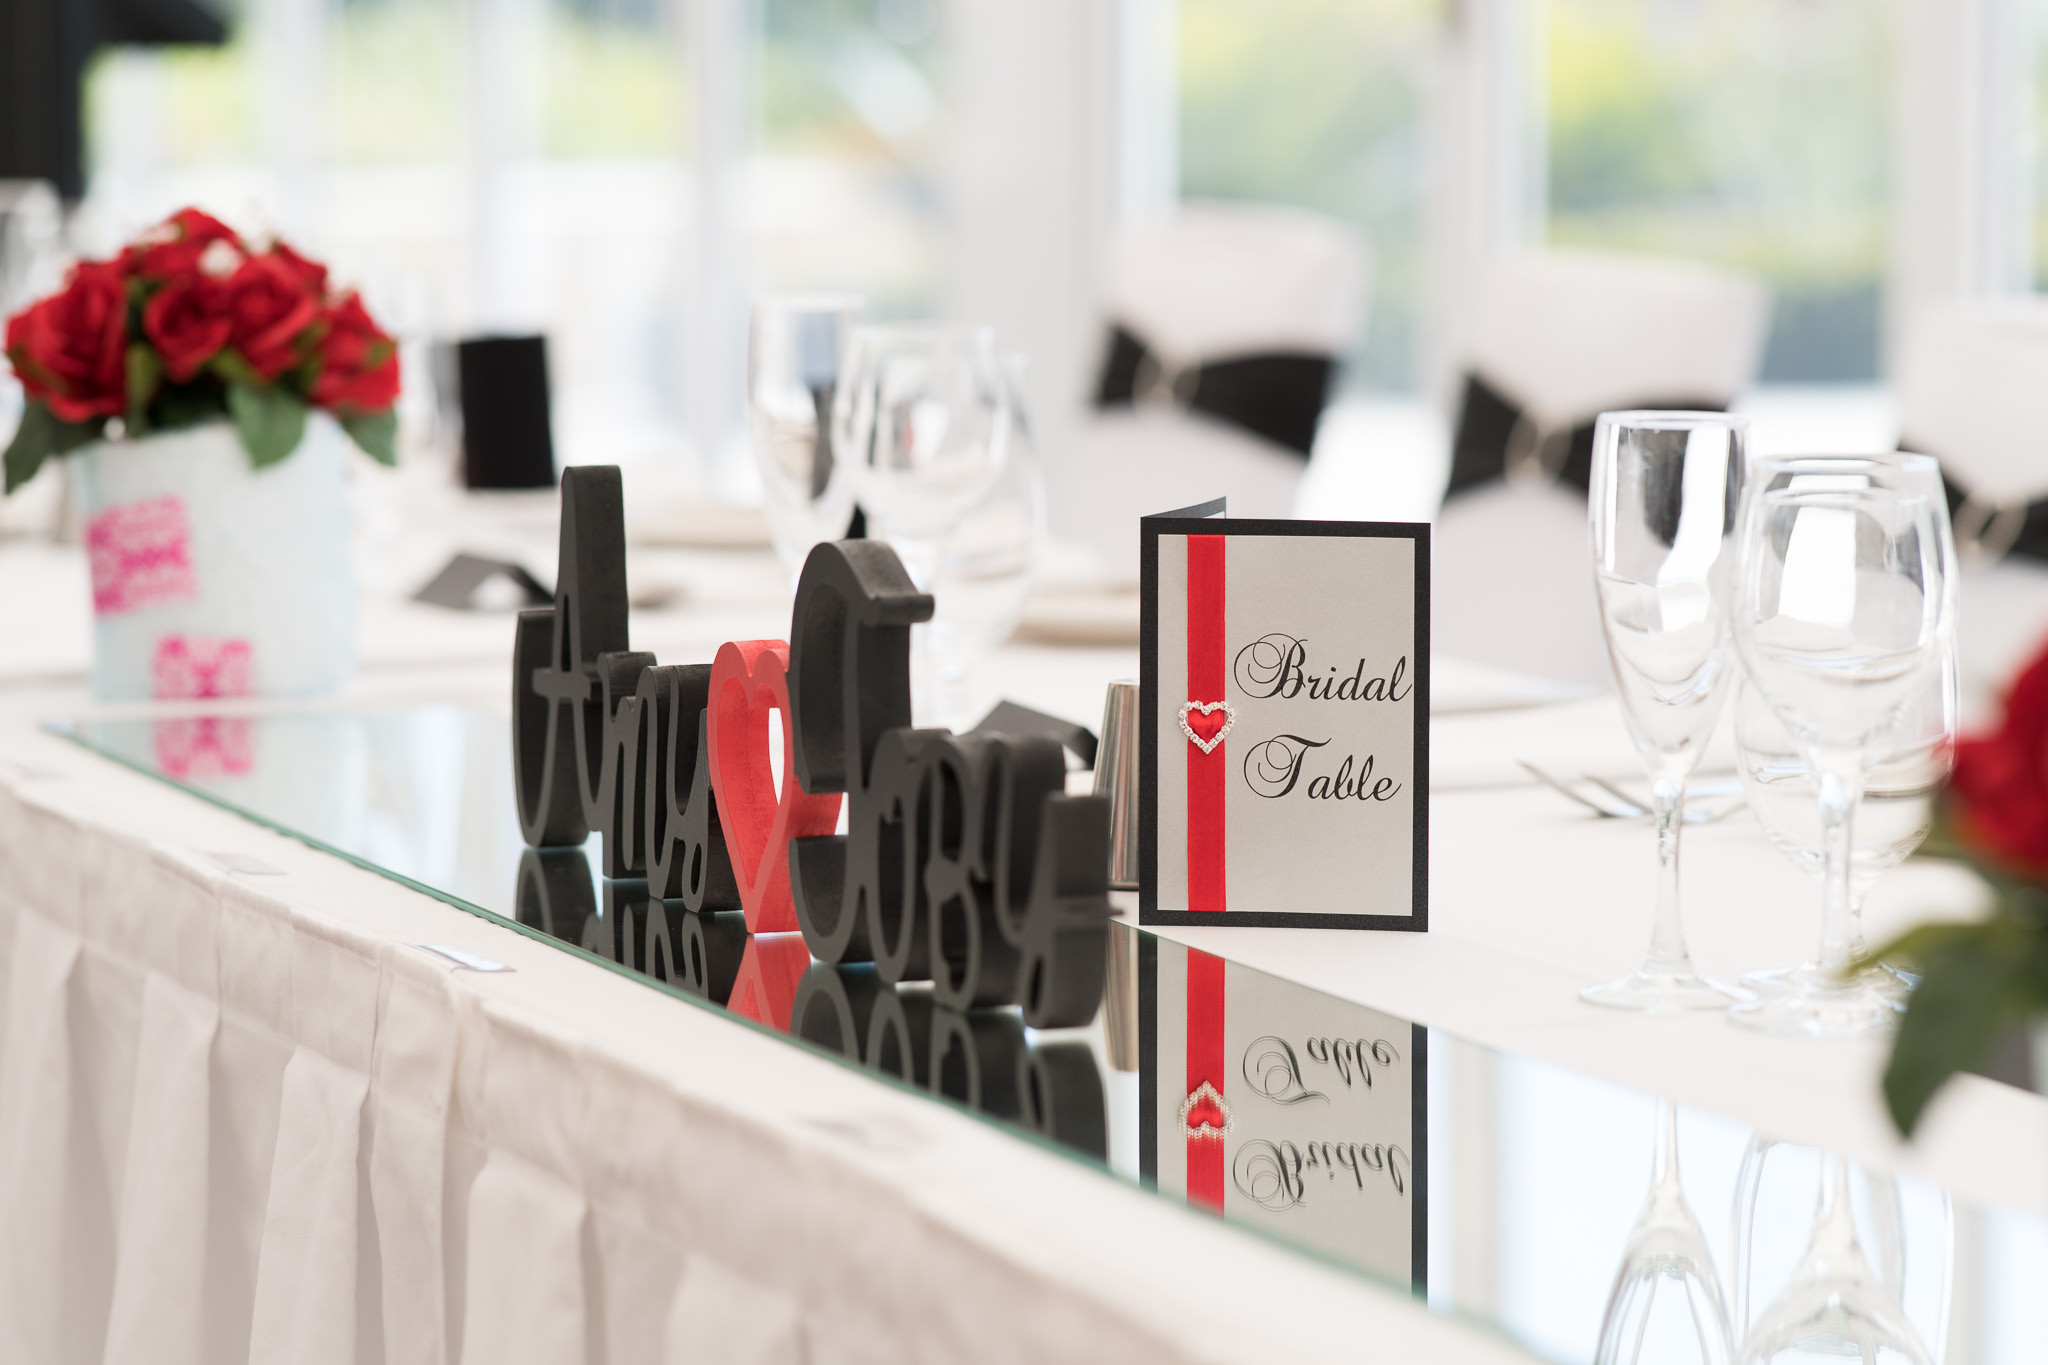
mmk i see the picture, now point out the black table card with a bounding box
[1140,500,1429,928]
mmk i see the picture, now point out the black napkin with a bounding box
[457,335,557,490]
[413,553,552,610]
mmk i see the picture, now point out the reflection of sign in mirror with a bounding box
[1139,934,1426,1289]
[509,467,1115,1025]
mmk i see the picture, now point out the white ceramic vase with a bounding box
[72,415,356,701]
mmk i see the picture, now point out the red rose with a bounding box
[269,241,328,298]
[310,292,399,413]
[226,253,320,380]
[127,208,244,280]
[4,260,129,423]
[142,273,233,382]
[1948,639,2048,879]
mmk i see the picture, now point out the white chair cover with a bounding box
[1462,248,1771,429]
[1897,297,2048,505]
[1052,204,1367,582]
[1436,249,1771,686]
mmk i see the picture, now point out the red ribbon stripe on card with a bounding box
[1186,535,1227,913]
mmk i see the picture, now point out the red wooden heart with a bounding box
[727,932,811,1031]
[707,639,845,934]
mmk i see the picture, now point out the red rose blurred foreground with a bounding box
[310,292,399,414]
[227,254,321,380]
[1948,639,2048,880]
[127,208,244,281]
[143,274,233,382]
[4,260,129,422]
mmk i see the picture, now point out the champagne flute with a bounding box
[1731,466,1950,1038]
[1584,411,1748,1011]
[1595,1098,1735,1365]
[749,295,863,578]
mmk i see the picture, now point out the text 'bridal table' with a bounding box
[0,482,2042,1365]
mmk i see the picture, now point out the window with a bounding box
[1546,0,1890,382]
[1177,0,1435,392]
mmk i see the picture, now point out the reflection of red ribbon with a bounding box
[1185,948,1225,1212]
[1187,535,1226,912]
[727,933,810,1031]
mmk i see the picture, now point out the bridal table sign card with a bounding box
[1140,500,1429,928]
[1139,935,1427,1289]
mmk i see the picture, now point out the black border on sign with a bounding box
[1410,1021,1429,1296]
[1138,508,1431,931]
[1137,930,1158,1190]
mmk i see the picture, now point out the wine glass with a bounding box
[1729,453,1958,1005]
[1583,411,1749,1011]
[1733,673,1952,1002]
[749,295,863,577]
[1595,1098,1735,1365]
[834,323,1014,724]
[1728,1138,1952,1357]
[918,354,1044,722]
[1731,464,1951,1038]
[1738,1154,1934,1365]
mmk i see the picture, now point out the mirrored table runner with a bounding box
[55,706,2048,1365]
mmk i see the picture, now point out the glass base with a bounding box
[1581,969,1744,1013]
[1727,972,1905,1038]
[1737,961,1914,1006]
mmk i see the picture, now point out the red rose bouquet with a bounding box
[1872,636,2048,1135]
[3,208,400,493]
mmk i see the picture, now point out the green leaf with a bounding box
[4,401,100,494]
[1881,925,2028,1137]
[339,408,398,466]
[209,348,264,390]
[226,382,308,469]
[125,343,162,436]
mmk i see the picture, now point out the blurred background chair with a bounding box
[1432,249,1773,686]
[1897,298,2048,698]
[1052,203,1365,583]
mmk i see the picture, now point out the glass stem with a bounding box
[1643,775,1695,978]
[1812,749,1865,981]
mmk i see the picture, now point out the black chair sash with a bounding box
[1094,323,1333,458]
[1446,372,1727,499]
[1898,439,2048,564]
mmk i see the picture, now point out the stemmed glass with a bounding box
[748,295,863,578]
[1730,454,1958,1007]
[1738,1155,1934,1365]
[1731,459,1953,1037]
[1584,411,1749,1011]
[917,354,1044,721]
[1594,1098,1735,1365]
[834,323,1014,723]
[1733,672,1952,1002]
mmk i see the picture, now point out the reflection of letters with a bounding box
[1232,1138,1411,1210]
[1242,1036,1327,1106]
[1303,1036,1399,1090]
